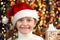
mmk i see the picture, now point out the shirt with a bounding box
[8,31,44,40]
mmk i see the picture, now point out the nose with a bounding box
[22,20,28,26]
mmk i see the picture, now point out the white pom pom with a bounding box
[2,16,9,24]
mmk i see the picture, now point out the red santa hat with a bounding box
[2,2,39,26]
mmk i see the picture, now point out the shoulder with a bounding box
[32,34,44,40]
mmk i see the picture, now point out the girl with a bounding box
[2,2,44,40]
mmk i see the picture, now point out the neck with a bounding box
[18,31,33,38]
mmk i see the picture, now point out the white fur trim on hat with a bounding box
[12,9,39,26]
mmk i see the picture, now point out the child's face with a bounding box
[16,17,37,34]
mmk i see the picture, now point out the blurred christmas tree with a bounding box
[0,0,60,39]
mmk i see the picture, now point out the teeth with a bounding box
[22,27,28,29]
[20,27,30,29]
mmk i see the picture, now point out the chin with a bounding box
[20,31,30,34]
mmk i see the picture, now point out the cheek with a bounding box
[16,22,21,28]
[29,22,36,28]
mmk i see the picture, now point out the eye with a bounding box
[18,18,23,22]
[27,19,33,22]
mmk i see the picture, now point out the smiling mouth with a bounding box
[19,27,30,29]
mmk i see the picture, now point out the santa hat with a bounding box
[2,2,39,26]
